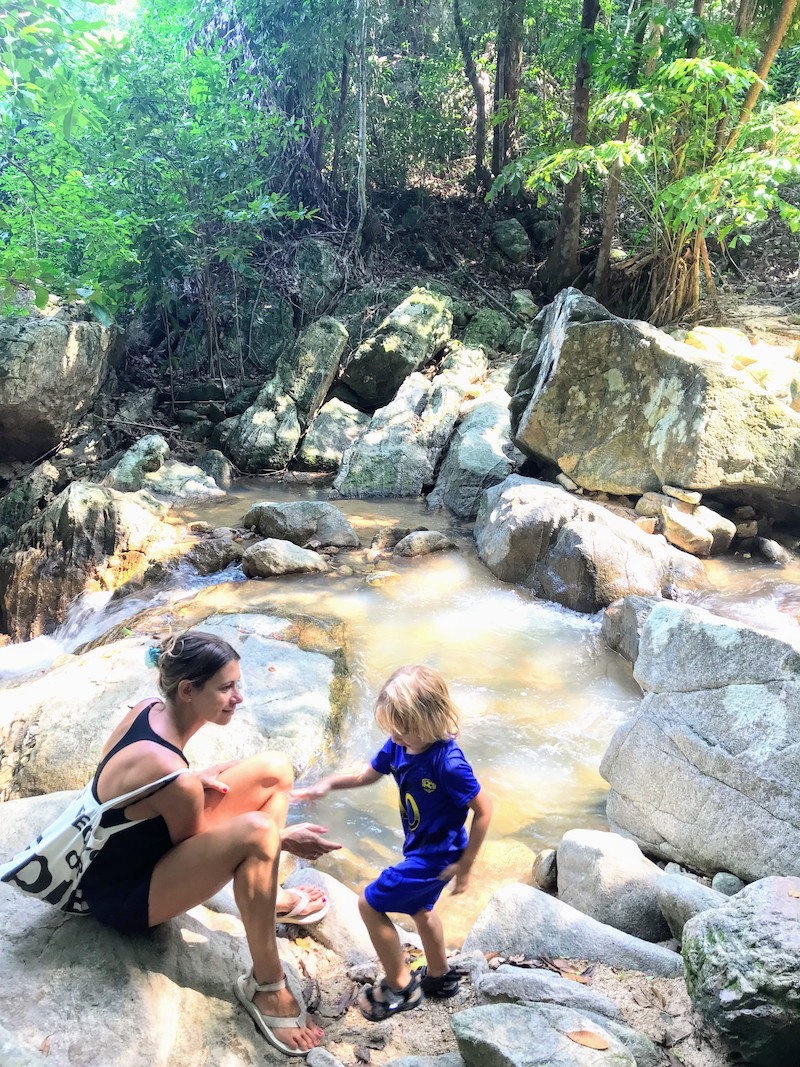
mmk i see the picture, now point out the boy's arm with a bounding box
[291,761,383,800]
[439,788,493,895]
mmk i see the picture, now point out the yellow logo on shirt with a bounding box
[421,778,436,793]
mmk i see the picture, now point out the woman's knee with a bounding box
[235,811,280,859]
[254,750,294,792]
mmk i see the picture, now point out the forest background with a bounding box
[2,0,799,386]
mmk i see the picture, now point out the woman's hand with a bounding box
[194,768,230,795]
[281,823,343,860]
[290,778,333,801]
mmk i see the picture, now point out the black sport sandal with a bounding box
[419,966,460,998]
[358,973,424,1021]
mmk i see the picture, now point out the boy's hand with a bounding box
[291,778,333,801]
[438,859,472,895]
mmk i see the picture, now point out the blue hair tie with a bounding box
[144,646,161,669]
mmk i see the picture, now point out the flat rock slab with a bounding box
[462,884,682,977]
[452,1002,636,1066]
[476,965,622,1020]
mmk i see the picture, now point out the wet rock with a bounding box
[655,873,727,940]
[602,602,800,881]
[225,317,348,472]
[242,538,329,577]
[683,876,800,1066]
[474,476,704,614]
[600,595,661,665]
[298,399,371,472]
[557,829,670,942]
[0,298,121,462]
[340,288,452,408]
[243,500,359,548]
[463,883,682,977]
[452,1003,636,1066]
[491,219,531,263]
[758,536,792,565]
[184,534,244,576]
[393,531,456,557]
[508,289,800,520]
[0,482,177,641]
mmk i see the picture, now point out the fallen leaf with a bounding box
[268,665,277,671]
[789,889,800,898]
[551,958,573,971]
[354,1045,371,1063]
[484,951,501,961]
[335,983,358,1016]
[292,936,314,950]
[631,989,652,1007]
[561,971,590,984]
[39,1036,52,1056]
[566,1030,610,1051]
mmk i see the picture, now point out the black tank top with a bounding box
[80,702,189,905]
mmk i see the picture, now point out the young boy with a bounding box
[293,664,493,1019]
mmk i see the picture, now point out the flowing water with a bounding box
[3,477,799,938]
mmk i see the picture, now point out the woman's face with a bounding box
[192,659,243,725]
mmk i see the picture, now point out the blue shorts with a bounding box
[363,853,458,916]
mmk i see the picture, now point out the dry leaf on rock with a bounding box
[335,984,359,1016]
[355,1045,371,1063]
[566,1030,610,1050]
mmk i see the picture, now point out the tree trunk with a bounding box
[540,0,600,297]
[492,0,525,176]
[331,46,351,187]
[454,0,491,191]
[354,0,369,251]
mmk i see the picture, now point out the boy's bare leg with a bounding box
[412,906,448,977]
[358,893,412,990]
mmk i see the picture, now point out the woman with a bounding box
[80,630,340,1057]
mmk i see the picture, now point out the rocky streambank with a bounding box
[3,264,800,1064]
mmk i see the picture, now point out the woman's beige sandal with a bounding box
[234,971,308,1057]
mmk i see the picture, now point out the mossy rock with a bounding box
[463,309,513,353]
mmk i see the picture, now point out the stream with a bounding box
[3,477,799,938]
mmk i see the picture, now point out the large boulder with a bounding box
[340,288,453,407]
[601,602,800,881]
[508,289,800,519]
[0,482,177,641]
[298,399,371,472]
[334,346,486,499]
[600,595,661,664]
[428,388,516,519]
[0,612,347,799]
[102,434,224,502]
[556,829,670,942]
[0,299,121,461]
[656,873,727,940]
[225,317,348,472]
[242,501,359,548]
[462,883,682,977]
[474,476,705,613]
[683,877,800,1066]
[0,791,308,1067]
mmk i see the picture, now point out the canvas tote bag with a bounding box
[0,769,188,914]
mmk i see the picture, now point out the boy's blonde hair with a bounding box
[374,665,460,745]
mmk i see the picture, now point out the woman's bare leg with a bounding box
[201,751,325,917]
[148,811,323,1053]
